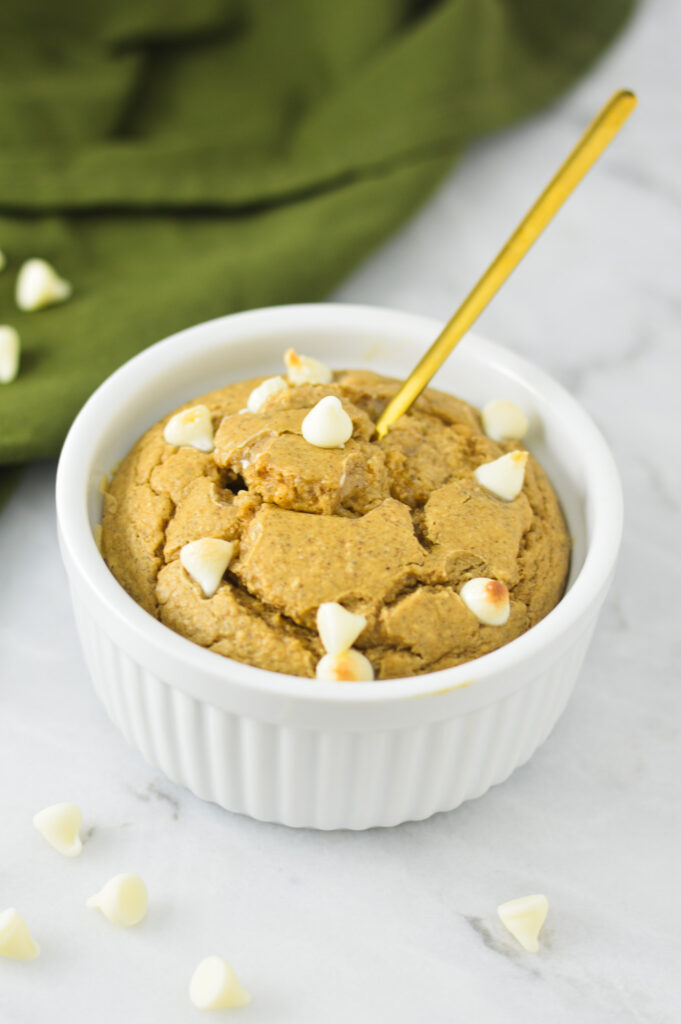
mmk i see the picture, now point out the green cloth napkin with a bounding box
[0,0,633,501]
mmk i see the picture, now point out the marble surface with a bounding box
[2,2,680,1020]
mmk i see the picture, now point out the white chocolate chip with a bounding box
[86,873,148,927]
[246,375,288,412]
[284,348,332,386]
[15,258,72,312]
[180,538,235,598]
[459,578,510,626]
[189,956,252,1010]
[316,602,367,657]
[163,405,214,452]
[316,649,375,682]
[0,325,20,384]
[497,894,548,953]
[0,909,40,961]
[482,399,529,442]
[33,801,83,857]
[302,396,353,449]
[474,450,528,501]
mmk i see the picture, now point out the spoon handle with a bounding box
[374,89,637,440]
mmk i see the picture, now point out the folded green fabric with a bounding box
[0,0,633,501]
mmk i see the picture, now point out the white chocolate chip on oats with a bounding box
[460,578,510,626]
[474,450,528,501]
[246,375,288,413]
[180,538,235,598]
[0,909,40,961]
[316,602,367,657]
[302,396,353,449]
[189,955,252,1010]
[482,399,529,442]
[0,325,20,384]
[33,802,83,857]
[15,258,72,312]
[86,873,148,927]
[316,649,375,682]
[284,348,332,386]
[497,894,548,953]
[163,405,214,452]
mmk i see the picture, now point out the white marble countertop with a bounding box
[2,2,680,1020]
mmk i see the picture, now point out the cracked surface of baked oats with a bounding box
[100,370,570,679]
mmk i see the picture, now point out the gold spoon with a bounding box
[374,89,637,440]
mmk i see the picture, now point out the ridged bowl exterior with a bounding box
[66,570,604,830]
[56,304,622,830]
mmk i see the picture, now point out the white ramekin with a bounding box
[56,304,622,830]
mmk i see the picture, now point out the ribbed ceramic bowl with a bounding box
[56,304,622,829]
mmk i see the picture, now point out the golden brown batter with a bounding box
[100,370,570,679]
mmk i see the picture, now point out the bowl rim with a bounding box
[56,302,622,707]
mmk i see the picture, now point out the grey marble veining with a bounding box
[1,1,680,1020]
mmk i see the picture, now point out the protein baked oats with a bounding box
[100,351,570,680]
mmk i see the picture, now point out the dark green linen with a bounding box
[0,0,633,499]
